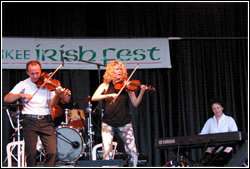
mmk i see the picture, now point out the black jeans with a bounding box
[22,117,57,167]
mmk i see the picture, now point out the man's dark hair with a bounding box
[26,60,41,71]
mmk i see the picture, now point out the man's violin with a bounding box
[36,72,61,91]
[114,78,156,92]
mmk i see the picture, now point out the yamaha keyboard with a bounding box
[155,131,247,149]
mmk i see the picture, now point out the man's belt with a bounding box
[24,114,51,120]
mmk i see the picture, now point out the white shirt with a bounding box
[200,113,238,152]
[10,78,55,115]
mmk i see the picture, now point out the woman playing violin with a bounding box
[4,60,65,167]
[92,61,148,167]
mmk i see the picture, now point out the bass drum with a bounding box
[55,126,85,162]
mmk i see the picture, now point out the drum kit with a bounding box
[6,96,96,164]
[54,96,93,162]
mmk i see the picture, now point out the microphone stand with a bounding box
[63,56,105,118]
[64,54,106,160]
[15,102,22,167]
[76,58,106,132]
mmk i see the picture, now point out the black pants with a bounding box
[22,117,57,167]
[201,151,233,166]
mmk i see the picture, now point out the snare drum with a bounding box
[55,126,85,162]
[67,109,86,129]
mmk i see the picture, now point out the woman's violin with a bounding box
[114,78,156,92]
[36,72,61,91]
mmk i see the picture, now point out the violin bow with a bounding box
[26,63,63,104]
[110,64,139,105]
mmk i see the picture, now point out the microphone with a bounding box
[63,56,77,61]
[65,51,78,60]
[72,141,80,149]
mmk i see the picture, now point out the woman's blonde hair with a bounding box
[103,61,127,83]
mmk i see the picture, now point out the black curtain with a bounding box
[1,2,248,167]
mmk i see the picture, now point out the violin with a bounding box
[114,78,156,92]
[36,72,61,91]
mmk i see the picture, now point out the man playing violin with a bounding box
[4,60,65,167]
[92,61,148,167]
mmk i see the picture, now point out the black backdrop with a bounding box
[1,2,248,167]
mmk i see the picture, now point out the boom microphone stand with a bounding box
[64,55,106,160]
[77,59,105,148]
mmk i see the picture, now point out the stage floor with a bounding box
[2,159,148,167]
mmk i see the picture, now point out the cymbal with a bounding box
[8,103,25,107]
[78,97,92,102]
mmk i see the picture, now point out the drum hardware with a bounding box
[16,105,22,163]
[8,102,25,108]
[4,101,23,167]
[36,136,45,162]
[85,96,94,160]
[61,108,70,126]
